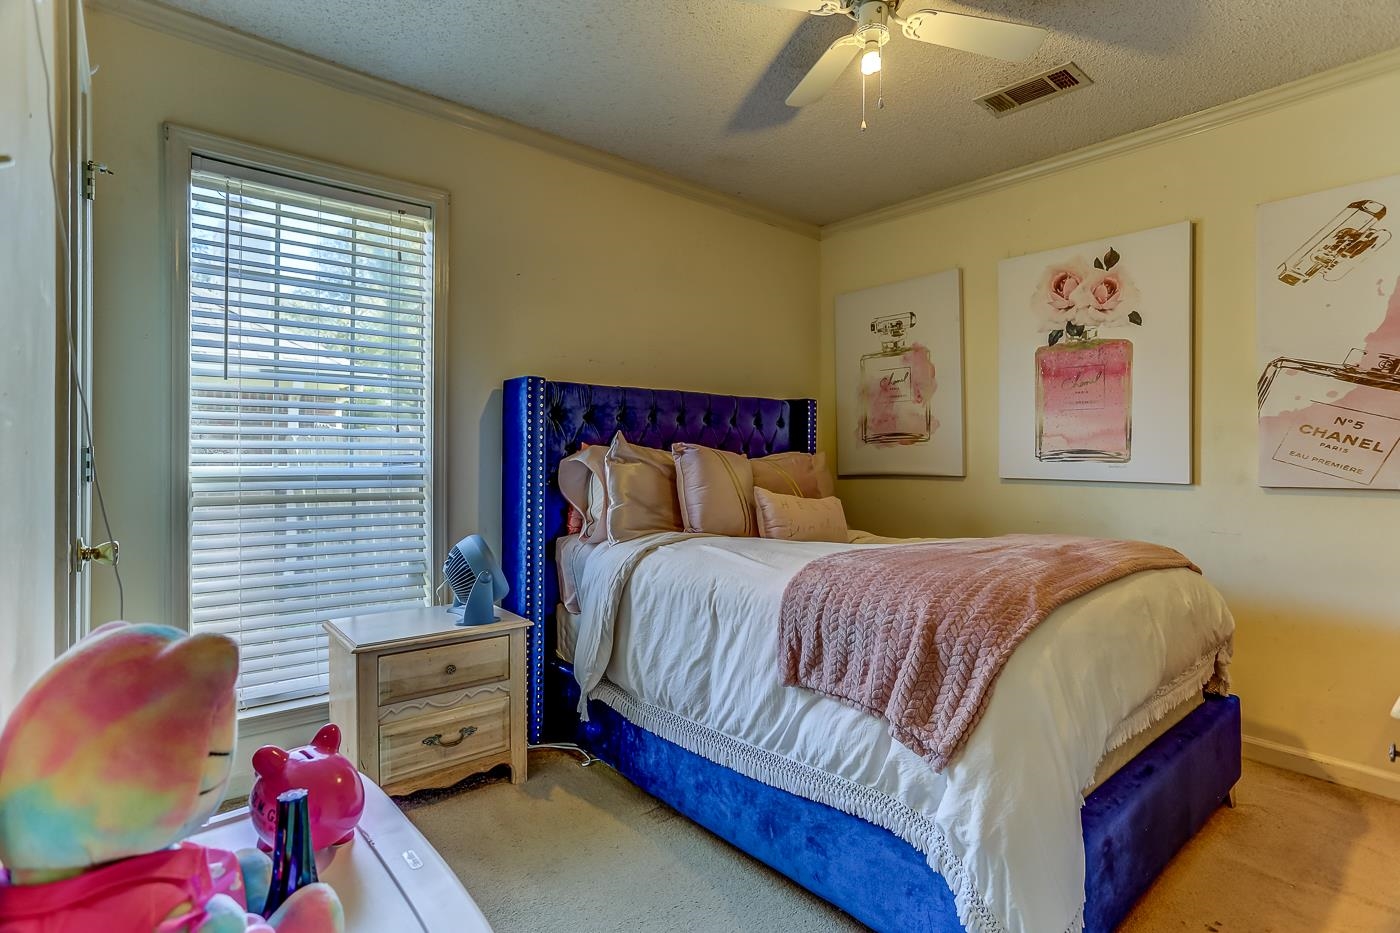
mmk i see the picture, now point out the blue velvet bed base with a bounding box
[553,660,1240,933]
[502,376,1243,932]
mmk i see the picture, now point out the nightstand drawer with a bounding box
[378,693,511,786]
[378,637,509,705]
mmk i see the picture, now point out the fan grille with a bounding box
[443,546,478,602]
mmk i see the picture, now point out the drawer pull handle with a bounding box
[444,663,458,676]
[423,726,477,748]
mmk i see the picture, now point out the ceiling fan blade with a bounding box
[899,10,1047,61]
[742,0,850,14]
[786,34,860,107]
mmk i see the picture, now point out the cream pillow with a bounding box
[672,443,756,536]
[751,451,835,499]
[559,445,609,543]
[753,488,848,543]
[605,434,683,543]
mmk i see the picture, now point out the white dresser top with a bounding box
[324,605,529,654]
[190,775,492,933]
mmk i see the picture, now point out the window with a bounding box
[183,148,440,712]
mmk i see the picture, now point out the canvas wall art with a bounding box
[834,268,964,477]
[1257,175,1400,489]
[998,221,1193,484]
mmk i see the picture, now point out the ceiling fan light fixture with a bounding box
[859,42,882,75]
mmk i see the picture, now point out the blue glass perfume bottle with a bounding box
[261,788,318,919]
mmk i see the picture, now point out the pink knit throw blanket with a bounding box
[779,534,1200,771]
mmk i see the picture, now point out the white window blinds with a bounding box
[187,155,435,710]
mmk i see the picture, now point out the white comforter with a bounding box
[571,533,1234,933]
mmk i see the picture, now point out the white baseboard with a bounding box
[1243,734,1400,802]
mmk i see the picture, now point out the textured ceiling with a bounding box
[154,0,1400,225]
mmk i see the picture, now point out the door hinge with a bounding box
[82,445,94,483]
[83,160,113,201]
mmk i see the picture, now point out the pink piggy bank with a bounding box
[251,723,365,851]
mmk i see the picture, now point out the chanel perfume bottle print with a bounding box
[1258,349,1400,485]
[1032,246,1143,462]
[1277,199,1390,286]
[1258,176,1400,489]
[859,312,936,446]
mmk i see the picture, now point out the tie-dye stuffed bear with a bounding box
[0,622,344,933]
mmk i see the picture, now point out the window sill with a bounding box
[225,697,332,802]
[238,696,330,734]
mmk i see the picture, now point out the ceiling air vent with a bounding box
[976,63,1092,118]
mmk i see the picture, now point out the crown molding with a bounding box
[83,0,821,240]
[822,45,1400,238]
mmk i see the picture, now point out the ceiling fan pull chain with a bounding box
[860,70,868,131]
[877,63,885,111]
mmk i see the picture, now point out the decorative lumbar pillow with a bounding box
[751,451,835,499]
[605,433,683,543]
[753,487,848,543]
[672,443,757,536]
[559,444,609,543]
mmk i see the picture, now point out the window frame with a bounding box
[163,124,449,713]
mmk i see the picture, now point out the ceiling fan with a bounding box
[749,0,1049,109]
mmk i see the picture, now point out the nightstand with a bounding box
[324,606,531,796]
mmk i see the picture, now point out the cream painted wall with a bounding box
[84,11,818,659]
[821,65,1400,795]
[0,0,60,720]
[86,10,818,792]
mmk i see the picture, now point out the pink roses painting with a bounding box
[1033,246,1143,344]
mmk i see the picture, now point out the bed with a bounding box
[501,376,1240,933]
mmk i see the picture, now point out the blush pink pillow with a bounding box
[672,443,757,536]
[753,488,848,543]
[751,451,835,500]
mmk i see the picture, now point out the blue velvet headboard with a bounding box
[501,377,818,743]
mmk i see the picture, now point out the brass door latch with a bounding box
[76,538,119,569]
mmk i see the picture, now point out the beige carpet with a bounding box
[400,752,1400,932]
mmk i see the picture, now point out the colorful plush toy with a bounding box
[0,622,344,933]
[250,725,365,853]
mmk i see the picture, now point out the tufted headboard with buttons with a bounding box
[501,376,817,743]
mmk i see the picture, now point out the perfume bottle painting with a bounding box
[1031,246,1143,462]
[858,311,937,446]
[1258,348,1400,486]
[1276,199,1390,286]
[1036,339,1133,462]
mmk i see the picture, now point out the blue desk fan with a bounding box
[442,534,510,626]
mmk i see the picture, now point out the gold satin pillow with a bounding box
[605,434,683,543]
[751,451,835,499]
[672,443,757,537]
[753,488,848,543]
